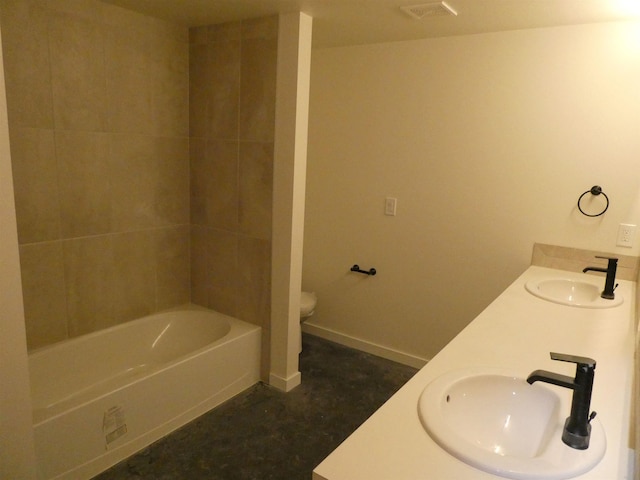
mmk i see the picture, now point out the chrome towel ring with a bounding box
[577,186,609,217]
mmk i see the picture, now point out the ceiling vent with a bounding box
[400,1,458,19]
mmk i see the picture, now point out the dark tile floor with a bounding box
[94,334,418,480]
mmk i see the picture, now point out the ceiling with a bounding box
[101,0,640,48]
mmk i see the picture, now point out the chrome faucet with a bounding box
[582,256,618,300]
[527,352,597,450]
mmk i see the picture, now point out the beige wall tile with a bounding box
[110,134,189,230]
[153,137,190,225]
[148,36,189,136]
[9,127,60,243]
[48,8,107,130]
[104,25,154,134]
[237,235,271,327]
[63,235,113,336]
[19,242,68,349]
[241,15,278,40]
[189,43,209,138]
[207,140,239,229]
[208,39,241,140]
[190,225,209,306]
[239,34,277,142]
[101,1,187,43]
[190,225,239,316]
[189,25,208,45]
[206,228,239,316]
[188,16,277,372]
[104,15,188,136]
[6,4,278,352]
[155,226,190,310]
[191,138,240,230]
[209,22,241,43]
[109,133,157,230]
[189,137,208,225]
[56,130,111,237]
[46,0,104,21]
[111,231,156,322]
[0,0,53,128]
[239,142,273,240]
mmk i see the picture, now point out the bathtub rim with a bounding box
[27,304,240,357]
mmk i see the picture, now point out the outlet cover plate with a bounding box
[617,223,636,248]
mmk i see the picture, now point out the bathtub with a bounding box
[29,307,262,480]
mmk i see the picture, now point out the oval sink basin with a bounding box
[418,368,606,479]
[525,278,623,308]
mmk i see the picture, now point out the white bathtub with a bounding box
[29,307,262,480]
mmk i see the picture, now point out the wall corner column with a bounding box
[0,24,38,479]
[270,12,313,391]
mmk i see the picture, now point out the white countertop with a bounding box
[313,266,636,480]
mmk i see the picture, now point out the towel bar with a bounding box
[350,264,377,276]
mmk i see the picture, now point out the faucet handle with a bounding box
[595,255,618,263]
[550,352,596,369]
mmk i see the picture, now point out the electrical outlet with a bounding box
[384,197,397,216]
[617,223,636,248]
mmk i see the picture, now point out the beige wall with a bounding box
[0,0,190,350]
[304,21,640,362]
[189,17,278,379]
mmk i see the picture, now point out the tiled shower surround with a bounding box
[189,18,277,376]
[1,0,277,375]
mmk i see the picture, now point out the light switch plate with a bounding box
[385,197,397,216]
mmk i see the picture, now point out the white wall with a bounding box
[304,21,640,362]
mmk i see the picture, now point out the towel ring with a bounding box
[577,186,609,217]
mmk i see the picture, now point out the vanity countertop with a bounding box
[313,266,636,480]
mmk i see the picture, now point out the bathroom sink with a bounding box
[525,278,623,308]
[418,368,606,479]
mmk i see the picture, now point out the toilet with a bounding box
[300,291,317,319]
[299,291,317,352]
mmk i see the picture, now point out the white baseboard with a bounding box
[268,370,302,392]
[301,322,428,369]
